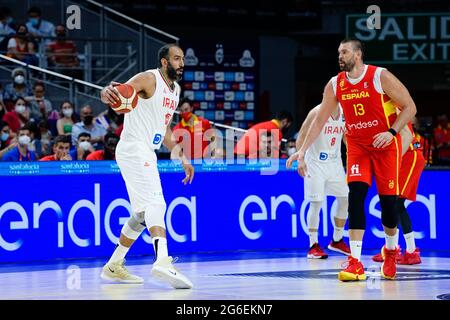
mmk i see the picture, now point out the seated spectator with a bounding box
[2,67,33,108]
[71,105,106,147]
[40,135,71,161]
[434,114,450,165]
[26,121,43,159]
[46,24,81,79]
[26,7,55,41]
[24,82,53,121]
[86,133,119,160]
[38,119,52,156]
[56,100,77,136]
[0,120,13,150]
[95,107,124,134]
[285,138,297,158]
[6,24,38,66]
[2,97,34,133]
[173,97,215,159]
[0,8,15,50]
[234,110,293,159]
[69,132,94,160]
[1,124,36,161]
[0,84,5,119]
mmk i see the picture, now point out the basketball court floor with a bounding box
[1,250,449,300]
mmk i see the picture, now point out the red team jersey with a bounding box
[335,65,402,195]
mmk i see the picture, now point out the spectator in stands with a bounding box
[6,24,38,66]
[38,119,52,156]
[46,24,80,77]
[26,121,43,159]
[25,82,53,121]
[2,97,34,133]
[234,110,293,159]
[26,7,55,41]
[71,105,106,147]
[95,107,124,134]
[0,7,15,29]
[0,84,5,119]
[69,132,94,160]
[1,124,36,161]
[40,135,71,161]
[2,68,33,108]
[87,133,119,160]
[56,101,77,136]
[282,138,297,159]
[173,97,215,159]
[434,114,450,165]
[0,8,15,48]
[0,120,13,150]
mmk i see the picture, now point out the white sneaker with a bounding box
[151,256,193,289]
[101,259,144,284]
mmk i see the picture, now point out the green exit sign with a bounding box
[346,13,450,64]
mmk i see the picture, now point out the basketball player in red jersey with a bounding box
[372,121,425,265]
[296,38,417,281]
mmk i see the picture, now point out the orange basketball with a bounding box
[109,83,138,114]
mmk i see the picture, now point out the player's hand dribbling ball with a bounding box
[108,83,138,113]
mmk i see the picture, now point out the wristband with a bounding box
[387,128,397,136]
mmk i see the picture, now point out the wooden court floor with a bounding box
[1,250,449,300]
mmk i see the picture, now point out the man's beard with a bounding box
[339,59,355,72]
[167,62,182,82]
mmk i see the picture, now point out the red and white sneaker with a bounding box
[372,245,402,263]
[397,248,421,265]
[338,256,366,281]
[307,243,328,259]
[381,246,398,279]
[328,239,351,255]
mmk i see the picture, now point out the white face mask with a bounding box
[79,140,91,151]
[15,104,26,114]
[288,147,297,157]
[18,135,31,146]
[14,75,25,84]
[62,108,73,117]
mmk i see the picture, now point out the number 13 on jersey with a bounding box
[353,103,365,116]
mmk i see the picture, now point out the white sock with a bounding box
[350,241,362,261]
[385,231,398,250]
[152,237,168,262]
[333,227,344,242]
[309,231,318,247]
[403,232,416,253]
[108,243,130,264]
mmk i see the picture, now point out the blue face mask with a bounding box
[1,132,9,142]
[29,17,39,27]
[7,17,13,25]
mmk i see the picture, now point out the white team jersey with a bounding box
[305,109,345,162]
[120,68,180,150]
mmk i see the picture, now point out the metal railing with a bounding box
[62,0,180,72]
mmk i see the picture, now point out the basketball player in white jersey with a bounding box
[287,104,350,259]
[99,44,194,289]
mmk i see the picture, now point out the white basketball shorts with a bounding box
[115,139,165,213]
[304,158,349,202]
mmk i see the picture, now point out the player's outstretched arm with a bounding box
[286,106,318,170]
[296,81,339,176]
[372,70,417,149]
[163,126,194,185]
[100,72,156,105]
